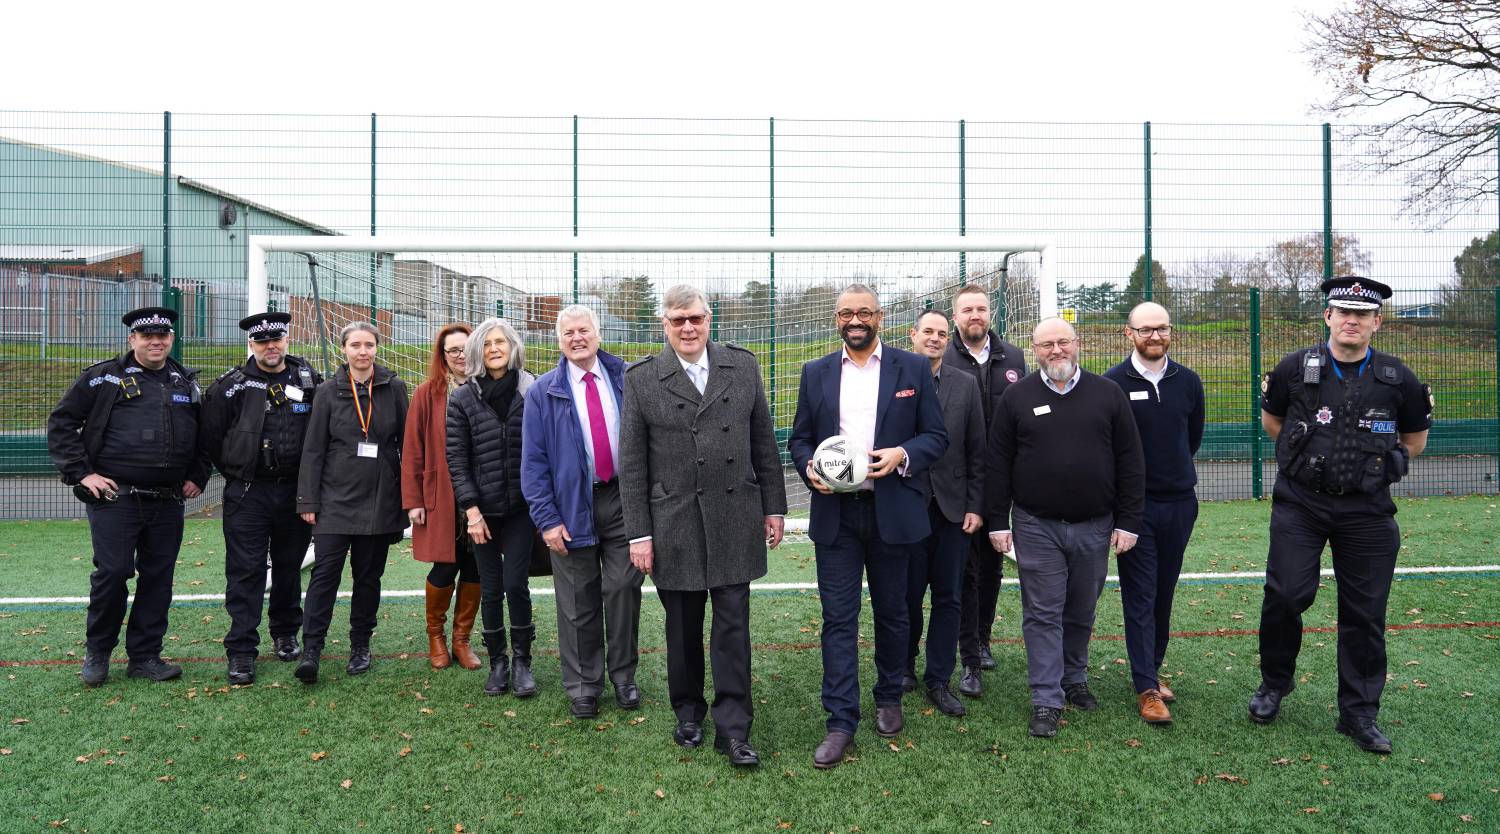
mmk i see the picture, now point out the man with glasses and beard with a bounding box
[943,285,1026,697]
[984,317,1144,739]
[1103,303,1204,725]
[789,284,946,769]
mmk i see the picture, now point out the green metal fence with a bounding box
[0,112,1496,518]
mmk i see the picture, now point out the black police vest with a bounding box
[95,363,202,484]
[215,357,319,478]
[1275,346,1407,495]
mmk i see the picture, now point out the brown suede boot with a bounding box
[451,582,483,670]
[425,582,454,670]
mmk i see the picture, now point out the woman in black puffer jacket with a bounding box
[445,317,538,697]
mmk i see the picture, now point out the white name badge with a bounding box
[357,442,379,458]
[1130,390,1149,401]
[285,385,304,402]
[1033,405,1052,416]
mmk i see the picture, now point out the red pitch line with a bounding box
[2,621,1496,669]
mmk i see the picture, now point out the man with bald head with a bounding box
[983,317,1145,738]
[1104,303,1204,725]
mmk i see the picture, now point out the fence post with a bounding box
[710,299,721,342]
[1143,121,1152,301]
[768,116,777,423]
[162,111,181,360]
[1493,287,1499,489]
[571,115,580,304]
[959,119,967,280]
[369,113,378,325]
[1322,123,1333,281]
[1250,288,1263,499]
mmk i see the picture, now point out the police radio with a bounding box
[1301,351,1321,386]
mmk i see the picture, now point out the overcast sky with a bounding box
[8,0,1340,122]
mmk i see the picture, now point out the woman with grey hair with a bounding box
[445,317,540,696]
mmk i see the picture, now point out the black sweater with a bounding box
[983,369,1146,533]
[1102,357,1204,502]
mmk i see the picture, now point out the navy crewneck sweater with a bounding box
[1102,356,1205,502]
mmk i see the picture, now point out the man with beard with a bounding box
[984,317,1144,738]
[1250,277,1430,754]
[943,284,1026,698]
[1103,302,1204,725]
[789,284,947,769]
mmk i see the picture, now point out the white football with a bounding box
[812,434,869,493]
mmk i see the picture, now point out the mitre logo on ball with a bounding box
[812,435,869,492]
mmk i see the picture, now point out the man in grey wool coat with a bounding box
[620,284,788,768]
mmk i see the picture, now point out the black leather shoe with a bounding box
[1336,716,1393,754]
[812,730,853,769]
[1029,705,1062,738]
[346,644,371,676]
[924,683,967,717]
[1248,682,1293,724]
[673,720,703,749]
[979,645,997,670]
[958,666,983,698]
[614,681,641,710]
[273,635,301,662]
[126,657,182,682]
[1063,682,1099,711]
[80,652,110,687]
[714,736,760,767]
[570,696,599,719]
[294,647,321,684]
[510,658,536,698]
[875,704,904,737]
[227,655,256,685]
[902,670,919,694]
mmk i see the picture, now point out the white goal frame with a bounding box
[246,234,1059,321]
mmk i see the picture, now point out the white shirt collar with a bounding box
[841,339,883,366]
[1130,352,1169,381]
[676,350,708,374]
[567,356,602,385]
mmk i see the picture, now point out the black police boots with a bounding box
[1336,716,1393,754]
[227,654,256,685]
[294,644,321,684]
[510,624,537,698]
[80,652,110,687]
[273,635,301,662]
[346,642,372,676]
[482,629,509,696]
[126,657,183,682]
[1248,681,1294,724]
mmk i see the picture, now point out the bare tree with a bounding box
[1306,0,1500,216]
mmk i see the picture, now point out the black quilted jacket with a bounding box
[444,370,534,518]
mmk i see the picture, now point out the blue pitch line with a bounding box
[4,570,1499,614]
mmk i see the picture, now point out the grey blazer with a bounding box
[922,365,985,525]
[619,342,789,591]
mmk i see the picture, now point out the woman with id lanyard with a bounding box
[295,322,410,684]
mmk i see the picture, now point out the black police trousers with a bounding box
[300,533,391,651]
[1259,482,1399,721]
[222,479,311,657]
[959,531,1003,668]
[84,493,184,660]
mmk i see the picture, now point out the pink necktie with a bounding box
[583,371,614,483]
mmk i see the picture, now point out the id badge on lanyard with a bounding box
[351,372,377,458]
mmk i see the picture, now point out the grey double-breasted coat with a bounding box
[619,343,788,591]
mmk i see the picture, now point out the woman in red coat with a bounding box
[401,323,481,670]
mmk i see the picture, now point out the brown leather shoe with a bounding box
[450,581,483,670]
[1138,689,1173,725]
[875,704,904,737]
[1157,682,1176,703]
[813,730,853,770]
[424,582,453,670]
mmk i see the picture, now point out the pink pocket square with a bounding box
[894,388,916,398]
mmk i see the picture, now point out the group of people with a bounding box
[47,273,1430,769]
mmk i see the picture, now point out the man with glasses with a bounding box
[1250,277,1430,754]
[984,317,1144,738]
[620,285,787,767]
[1103,303,1204,725]
[48,306,209,686]
[789,284,946,769]
[944,284,1026,697]
[201,311,323,685]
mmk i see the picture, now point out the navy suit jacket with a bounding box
[788,343,947,546]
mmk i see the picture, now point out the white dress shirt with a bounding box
[968,338,991,367]
[839,340,884,491]
[1131,352,1168,398]
[567,356,620,482]
[678,352,708,394]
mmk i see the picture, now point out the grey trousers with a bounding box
[1012,506,1112,709]
[551,481,644,699]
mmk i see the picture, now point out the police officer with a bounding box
[201,312,324,685]
[47,306,209,687]
[1250,276,1431,754]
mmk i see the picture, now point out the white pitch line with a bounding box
[2,565,1495,606]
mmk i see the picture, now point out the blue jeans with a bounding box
[814,492,913,735]
[1117,497,1198,693]
[906,502,966,687]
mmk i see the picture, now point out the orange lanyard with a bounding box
[349,371,373,440]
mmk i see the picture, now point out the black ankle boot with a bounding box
[346,642,371,676]
[510,624,537,698]
[482,629,508,696]
[295,644,322,684]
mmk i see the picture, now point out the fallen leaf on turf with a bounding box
[156,775,174,782]
[888,742,899,752]
[454,825,465,833]
[10,718,28,725]
[1301,808,1319,814]
[233,752,247,761]
[1271,757,1290,766]
[0,749,10,755]
[654,789,666,799]
[1214,773,1248,785]
[419,708,434,715]
[503,710,516,718]
[341,779,353,789]
[1125,739,1142,748]
[1461,814,1474,822]
[1461,692,1475,698]
[75,755,89,763]
[398,747,412,757]
[310,751,328,761]
[1321,779,1331,786]
[1428,793,1444,802]
[776,821,792,830]
[981,822,993,827]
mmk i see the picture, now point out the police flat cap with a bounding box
[122,306,178,333]
[1321,276,1392,311]
[239,311,292,342]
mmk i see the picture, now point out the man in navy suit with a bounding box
[789,284,947,770]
